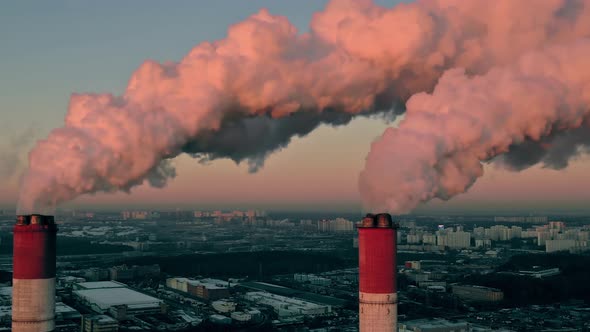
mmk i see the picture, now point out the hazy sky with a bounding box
[1,0,589,213]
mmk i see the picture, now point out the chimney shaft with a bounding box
[12,214,57,332]
[358,213,398,332]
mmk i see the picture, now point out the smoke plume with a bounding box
[18,0,590,213]
[0,126,36,181]
[360,40,590,213]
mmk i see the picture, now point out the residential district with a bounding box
[0,209,588,331]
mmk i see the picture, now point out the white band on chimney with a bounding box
[359,292,397,332]
[12,278,56,332]
[359,292,397,304]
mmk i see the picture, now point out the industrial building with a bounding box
[452,285,504,303]
[244,291,332,318]
[108,265,160,281]
[81,315,118,332]
[516,268,561,279]
[73,281,163,317]
[58,276,86,289]
[231,310,262,323]
[55,302,82,322]
[209,314,232,325]
[358,213,398,332]
[166,277,231,300]
[294,274,332,286]
[108,266,135,281]
[166,277,190,292]
[74,281,127,291]
[405,261,422,270]
[0,287,11,307]
[399,319,470,332]
[212,300,237,313]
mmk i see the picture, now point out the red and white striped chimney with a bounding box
[12,214,58,332]
[358,213,398,332]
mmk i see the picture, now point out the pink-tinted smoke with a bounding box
[17,0,590,214]
[360,40,590,213]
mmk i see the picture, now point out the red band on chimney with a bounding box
[359,227,396,294]
[13,225,57,279]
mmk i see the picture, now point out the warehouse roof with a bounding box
[401,319,470,330]
[85,315,117,324]
[74,287,162,310]
[75,281,126,290]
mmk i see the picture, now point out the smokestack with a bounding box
[12,214,57,332]
[358,213,397,332]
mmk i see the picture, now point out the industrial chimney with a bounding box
[12,214,58,332]
[358,213,398,332]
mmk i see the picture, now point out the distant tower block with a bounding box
[12,215,58,332]
[358,213,398,332]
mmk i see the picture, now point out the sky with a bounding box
[1,0,590,214]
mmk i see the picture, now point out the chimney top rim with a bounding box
[357,213,399,229]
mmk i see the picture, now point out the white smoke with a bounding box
[18,0,590,214]
[0,125,36,182]
[359,40,590,213]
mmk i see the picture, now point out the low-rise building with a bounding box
[517,268,561,279]
[209,314,232,325]
[73,281,163,316]
[404,261,421,270]
[452,285,504,303]
[212,300,237,313]
[244,291,331,318]
[231,311,253,323]
[55,302,82,321]
[399,319,470,332]
[166,277,189,293]
[166,277,231,300]
[188,279,231,300]
[294,274,332,286]
[81,315,118,332]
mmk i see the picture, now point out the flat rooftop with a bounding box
[453,284,502,292]
[401,319,470,329]
[74,287,162,311]
[85,315,117,324]
[55,302,80,314]
[246,292,327,310]
[170,277,229,290]
[75,281,126,290]
[0,287,10,299]
[239,281,346,307]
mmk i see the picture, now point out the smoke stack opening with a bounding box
[360,214,376,227]
[358,213,397,229]
[375,213,393,228]
[16,214,55,226]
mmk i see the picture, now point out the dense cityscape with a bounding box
[0,209,588,331]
